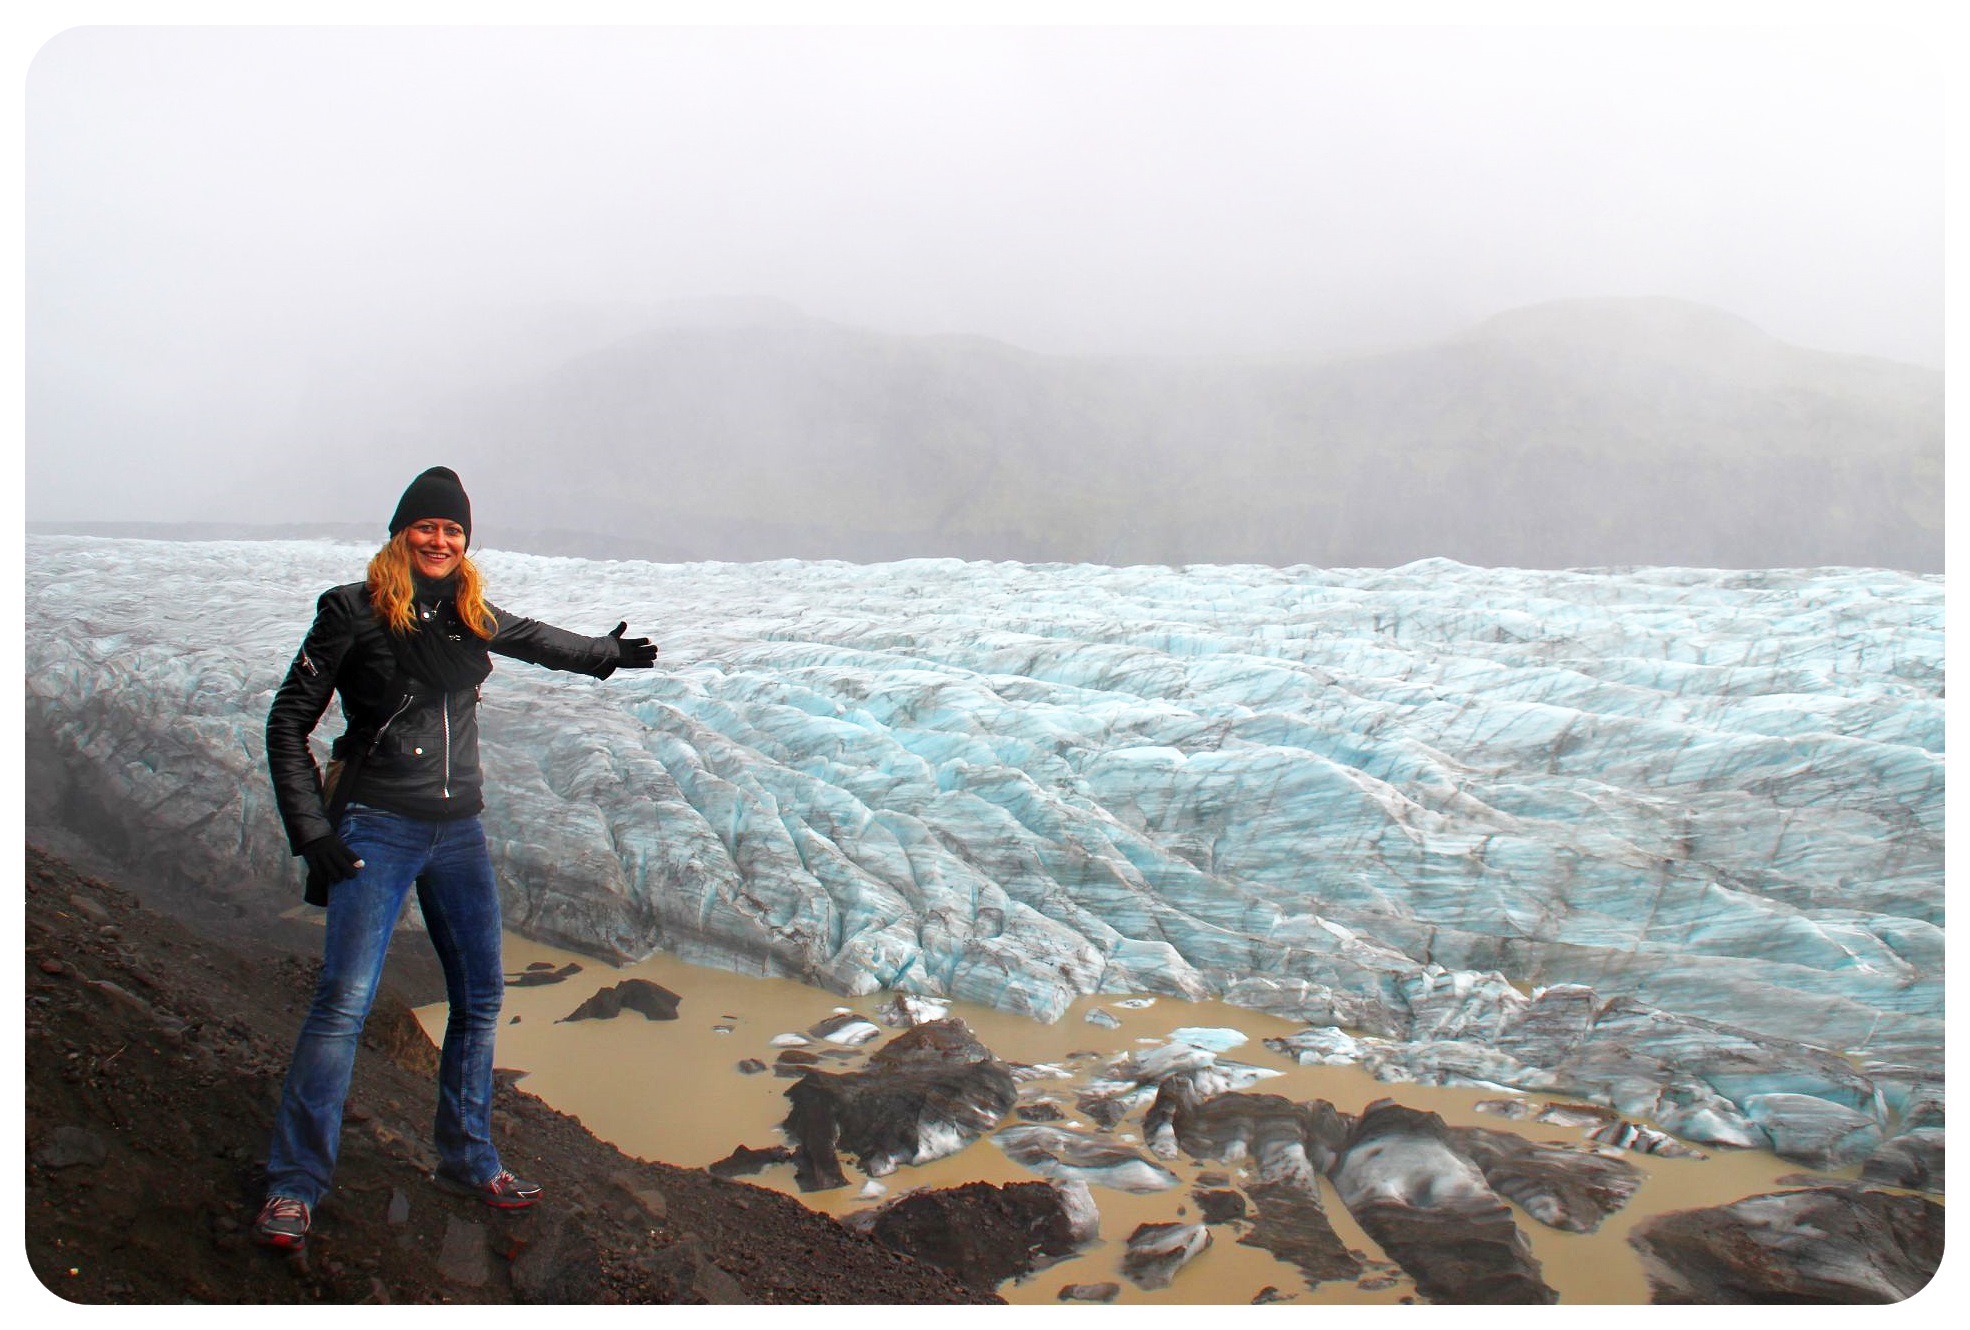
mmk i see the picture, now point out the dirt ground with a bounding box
[20,843,1000,1305]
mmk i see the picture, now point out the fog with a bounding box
[25,22,1943,527]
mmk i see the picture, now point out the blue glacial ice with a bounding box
[23,537,1942,1158]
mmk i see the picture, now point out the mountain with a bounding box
[375,296,1930,570]
[43,297,1933,569]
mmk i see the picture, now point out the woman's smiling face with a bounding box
[404,518,466,580]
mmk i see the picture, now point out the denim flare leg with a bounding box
[264,808,506,1206]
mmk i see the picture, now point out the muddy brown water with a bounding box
[417,934,1849,1305]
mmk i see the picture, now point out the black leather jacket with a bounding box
[266,581,621,852]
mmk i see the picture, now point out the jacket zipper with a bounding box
[441,691,452,799]
[375,692,415,750]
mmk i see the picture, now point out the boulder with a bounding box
[1327,1101,1556,1304]
[1858,1128,1944,1194]
[1148,1082,1362,1286]
[779,1018,1016,1191]
[850,1179,1097,1290]
[707,1144,795,1179]
[559,979,681,1022]
[1452,1126,1644,1233]
[1121,1221,1212,1291]
[1629,1187,1943,1303]
[992,1124,1180,1194]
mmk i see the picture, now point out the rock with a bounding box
[614,1179,670,1222]
[810,1012,882,1046]
[877,993,949,1027]
[993,1125,1181,1194]
[67,892,112,923]
[1145,1082,1361,1283]
[1629,1187,1943,1303]
[1121,1221,1211,1290]
[1192,1189,1247,1224]
[855,1180,1097,1290]
[87,978,158,1021]
[436,1214,490,1287]
[1110,1040,1218,1084]
[650,1235,752,1304]
[1150,1082,1324,1183]
[1536,1102,1620,1129]
[1074,1088,1143,1130]
[1587,1118,1707,1159]
[736,1058,768,1075]
[1015,1102,1065,1123]
[1083,1008,1121,1029]
[360,990,442,1075]
[506,962,582,987]
[1453,1126,1644,1233]
[1327,1101,1555,1304]
[708,1144,795,1179]
[39,957,65,975]
[1239,1180,1364,1286]
[780,1019,1016,1191]
[559,979,681,1022]
[1859,1128,1944,1194]
[1058,1282,1120,1302]
[385,1190,410,1225]
[508,1216,607,1303]
[36,1125,108,1169]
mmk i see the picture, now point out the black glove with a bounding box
[301,833,364,890]
[601,621,658,677]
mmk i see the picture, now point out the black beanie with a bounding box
[389,467,472,545]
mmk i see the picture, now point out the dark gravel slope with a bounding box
[21,843,999,1305]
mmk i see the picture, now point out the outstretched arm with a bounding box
[487,604,658,679]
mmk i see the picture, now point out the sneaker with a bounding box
[435,1167,542,1209]
[252,1195,311,1249]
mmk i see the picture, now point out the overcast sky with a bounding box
[24,20,1945,521]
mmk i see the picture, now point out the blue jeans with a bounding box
[264,808,507,1206]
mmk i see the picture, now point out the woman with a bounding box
[253,466,658,1250]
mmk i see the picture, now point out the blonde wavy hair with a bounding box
[366,530,496,639]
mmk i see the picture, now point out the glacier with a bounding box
[24,537,1943,1160]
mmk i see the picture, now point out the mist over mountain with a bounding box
[40,297,1940,571]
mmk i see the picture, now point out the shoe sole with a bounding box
[433,1174,541,1208]
[252,1231,307,1251]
